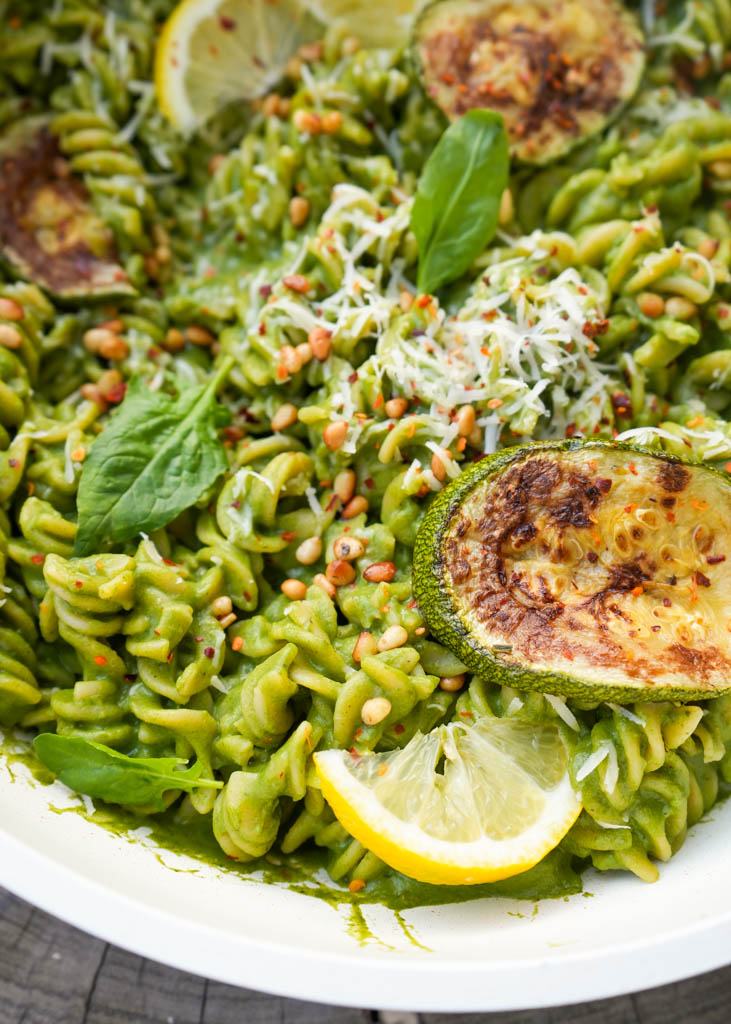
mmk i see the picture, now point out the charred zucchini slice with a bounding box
[0,118,134,300]
[414,441,731,703]
[413,0,645,164]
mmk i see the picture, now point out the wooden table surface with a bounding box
[2,886,730,1024]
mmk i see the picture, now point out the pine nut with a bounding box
[333,536,365,561]
[333,469,356,503]
[280,344,302,374]
[321,110,343,134]
[295,342,313,364]
[353,631,377,663]
[83,327,116,353]
[698,238,719,259]
[431,451,447,482]
[211,595,233,618]
[283,273,311,293]
[98,334,129,361]
[313,572,336,597]
[218,612,236,629]
[80,383,106,408]
[468,425,482,448]
[456,405,475,437]
[637,292,665,318]
[363,561,396,583]
[271,403,298,431]
[323,420,348,450]
[377,625,408,651]
[326,559,356,586]
[664,296,698,320]
[439,674,466,692]
[98,370,125,402]
[293,109,321,134]
[163,327,185,352]
[342,495,368,519]
[296,536,322,564]
[308,326,332,360]
[186,325,216,347]
[289,196,310,227]
[384,397,409,419]
[0,297,24,321]
[99,319,124,333]
[399,290,413,312]
[281,578,307,600]
[361,696,391,726]
[0,324,22,349]
[262,94,281,117]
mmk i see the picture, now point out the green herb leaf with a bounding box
[74,359,233,556]
[33,734,222,810]
[411,110,509,295]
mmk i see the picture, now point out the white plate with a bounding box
[1,735,730,1012]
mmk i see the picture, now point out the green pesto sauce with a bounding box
[1,731,583,918]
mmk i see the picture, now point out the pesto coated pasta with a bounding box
[1,0,731,900]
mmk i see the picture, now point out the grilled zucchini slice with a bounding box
[414,441,731,703]
[413,0,646,164]
[0,118,134,300]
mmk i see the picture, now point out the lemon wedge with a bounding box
[314,718,582,885]
[155,0,319,134]
[300,0,427,48]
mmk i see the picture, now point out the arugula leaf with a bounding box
[74,358,233,556]
[33,734,222,810]
[411,110,509,295]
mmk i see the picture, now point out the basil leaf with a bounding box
[33,734,222,810]
[411,110,509,295]
[74,358,233,556]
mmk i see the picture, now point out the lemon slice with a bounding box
[155,0,319,134]
[314,718,581,885]
[300,0,427,47]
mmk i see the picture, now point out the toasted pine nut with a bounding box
[698,237,719,259]
[361,696,391,726]
[163,327,185,352]
[637,292,665,318]
[363,561,396,583]
[211,596,233,618]
[342,495,368,519]
[83,327,116,353]
[286,56,302,80]
[218,612,237,629]
[456,405,475,437]
[289,196,310,227]
[333,536,365,561]
[281,578,307,600]
[313,572,336,597]
[283,273,311,293]
[296,536,322,565]
[498,188,514,226]
[399,290,413,312]
[377,625,408,652]
[384,397,409,419]
[664,296,698,320]
[308,325,332,360]
[321,110,343,134]
[80,383,106,408]
[295,342,313,365]
[353,631,377,663]
[439,674,466,692]
[186,325,216,347]
[333,469,356,503]
[99,319,124,333]
[271,403,298,431]
[98,370,125,402]
[280,344,302,375]
[431,451,447,482]
[262,94,281,117]
[0,324,22,349]
[324,420,348,450]
[326,559,356,586]
[0,297,24,321]
[292,109,320,134]
[98,334,129,361]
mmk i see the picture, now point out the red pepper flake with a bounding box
[231,637,244,652]
[663,597,672,607]
[416,294,431,308]
[219,14,236,28]
[281,531,296,542]
[348,372,358,384]
[349,879,366,893]
[631,585,644,597]
[459,711,474,718]
[624,503,637,514]
[204,646,215,659]
[694,570,711,587]
[651,625,661,632]
[595,477,612,493]
[587,551,598,564]
[8,458,17,468]
[406,599,418,610]
[628,462,638,475]
[162,557,178,566]
[373,394,384,409]
[168,651,174,663]
[707,555,726,565]
[691,499,709,510]
[725,462,731,474]
[394,723,405,735]
[74,580,83,588]
[94,655,107,666]
[364,477,375,490]
[30,553,44,565]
